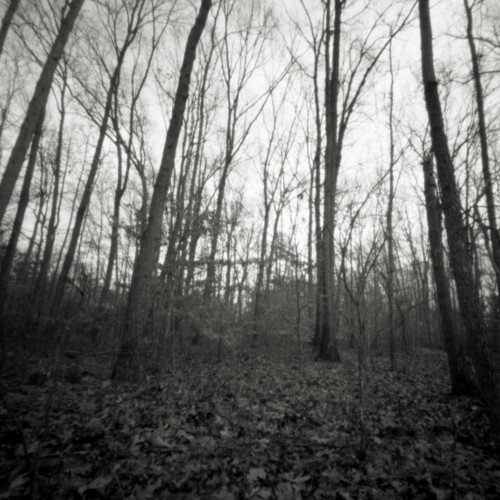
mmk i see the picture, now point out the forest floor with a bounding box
[0,343,499,499]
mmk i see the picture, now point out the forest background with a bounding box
[1,0,500,496]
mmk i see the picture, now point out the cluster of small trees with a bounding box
[0,1,499,430]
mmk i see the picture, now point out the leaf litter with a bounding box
[0,349,499,499]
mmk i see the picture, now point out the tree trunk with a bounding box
[204,151,232,301]
[0,0,21,58]
[48,58,125,324]
[422,154,475,395]
[113,0,212,382]
[464,0,500,350]
[318,0,341,361]
[0,0,84,226]
[253,201,270,343]
[32,76,67,322]
[387,40,396,370]
[0,111,44,326]
[419,0,500,435]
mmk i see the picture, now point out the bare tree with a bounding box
[0,110,44,367]
[422,153,475,395]
[315,0,416,361]
[48,0,155,325]
[31,63,69,325]
[387,40,396,370]
[113,0,212,382]
[101,4,168,306]
[203,0,286,300]
[252,88,297,342]
[419,0,500,436]
[0,0,84,226]
[463,0,500,348]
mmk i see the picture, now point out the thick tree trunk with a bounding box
[113,0,212,382]
[0,0,84,226]
[0,0,21,58]
[0,111,44,322]
[419,0,500,435]
[464,0,500,350]
[422,155,475,395]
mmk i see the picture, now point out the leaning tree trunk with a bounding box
[113,0,212,383]
[48,58,125,325]
[419,0,500,435]
[422,155,475,395]
[0,111,44,339]
[32,77,67,323]
[0,0,84,226]
[0,0,21,58]
[464,0,500,351]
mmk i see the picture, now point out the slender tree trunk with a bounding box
[204,151,232,301]
[21,179,45,279]
[32,77,67,320]
[422,154,475,395]
[387,40,396,371]
[101,181,122,305]
[160,143,190,286]
[313,121,323,348]
[253,201,270,343]
[48,58,124,324]
[419,0,500,435]
[318,0,341,361]
[312,37,323,349]
[464,0,500,350]
[185,183,204,291]
[0,0,84,226]
[113,0,212,382]
[53,153,86,282]
[0,0,20,58]
[100,108,125,306]
[264,208,282,298]
[307,167,314,326]
[225,228,236,307]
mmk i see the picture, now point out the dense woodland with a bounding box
[1,0,500,498]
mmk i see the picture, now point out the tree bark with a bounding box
[463,0,500,350]
[422,154,475,395]
[318,0,341,361]
[113,0,212,383]
[0,0,84,226]
[419,0,500,435]
[0,0,21,58]
[0,111,44,320]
